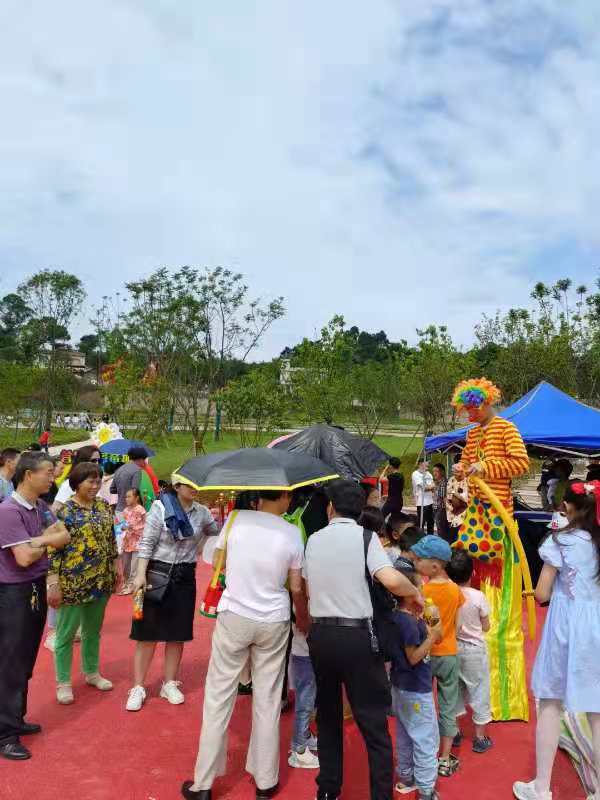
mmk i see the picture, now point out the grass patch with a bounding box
[0,427,89,450]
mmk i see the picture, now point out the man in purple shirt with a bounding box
[0,451,70,761]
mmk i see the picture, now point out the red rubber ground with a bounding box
[3,564,585,799]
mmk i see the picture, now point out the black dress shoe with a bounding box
[181,780,211,800]
[19,722,42,735]
[237,681,253,695]
[256,784,279,799]
[0,741,31,761]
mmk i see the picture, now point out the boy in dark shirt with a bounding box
[390,565,442,800]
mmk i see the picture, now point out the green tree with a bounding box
[16,270,86,427]
[100,357,172,438]
[78,333,100,365]
[473,275,600,402]
[0,363,38,434]
[399,326,474,434]
[119,266,284,451]
[288,316,354,425]
[221,364,288,447]
[348,360,400,439]
[0,293,33,361]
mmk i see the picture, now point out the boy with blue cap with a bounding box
[410,535,464,778]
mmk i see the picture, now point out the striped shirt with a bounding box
[433,478,447,511]
[460,416,529,510]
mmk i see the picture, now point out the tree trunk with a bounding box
[194,398,214,455]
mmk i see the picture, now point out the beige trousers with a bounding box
[192,611,289,790]
[240,657,251,685]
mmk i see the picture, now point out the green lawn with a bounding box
[0,427,89,450]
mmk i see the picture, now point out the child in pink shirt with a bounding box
[119,488,146,594]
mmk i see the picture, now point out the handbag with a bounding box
[145,558,176,604]
[363,528,397,660]
[144,499,189,604]
[200,510,238,618]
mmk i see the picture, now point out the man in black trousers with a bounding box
[304,480,423,800]
[0,452,70,760]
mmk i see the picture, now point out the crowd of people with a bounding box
[0,435,599,800]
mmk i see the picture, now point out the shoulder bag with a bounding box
[363,528,397,660]
[145,543,181,605]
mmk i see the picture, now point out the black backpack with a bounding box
[362,528,397,661]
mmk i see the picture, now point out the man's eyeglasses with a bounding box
[90,458,102,463]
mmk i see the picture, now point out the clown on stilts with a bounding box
[451,378,535,722]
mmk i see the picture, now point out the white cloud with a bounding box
[1,0,599,356]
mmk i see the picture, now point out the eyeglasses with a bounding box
[90,458,102,463]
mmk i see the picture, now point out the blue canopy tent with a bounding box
[425,381,600,457]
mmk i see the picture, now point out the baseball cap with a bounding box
[410,534,452,562]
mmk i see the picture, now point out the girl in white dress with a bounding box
[514,480,600,800]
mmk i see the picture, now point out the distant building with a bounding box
[36,344,87,377]
[279,359,304,389]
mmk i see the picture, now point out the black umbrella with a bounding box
[172,448,339,492]
[269,424,389,481]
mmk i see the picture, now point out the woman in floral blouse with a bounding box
[47,462,118,705]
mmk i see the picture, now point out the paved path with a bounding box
[48,439,94,456]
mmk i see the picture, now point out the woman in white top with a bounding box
[52,445,103,513]
[126,482,218,712]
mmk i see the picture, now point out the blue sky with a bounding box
[2,1,600,357]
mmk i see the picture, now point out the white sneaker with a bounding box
[126,685,146,711]
[513,781,552,800]
[288,749,320,769]
[56,684,74,705]
[44,630,56,652]
[160,680,185,705]
[85,673,113,691]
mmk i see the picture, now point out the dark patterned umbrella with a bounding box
[269,424,388,481]
[172,447,338,491]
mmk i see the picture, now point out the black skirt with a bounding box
[130,561,197,643]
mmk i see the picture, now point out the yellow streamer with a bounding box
[470,476,536,641]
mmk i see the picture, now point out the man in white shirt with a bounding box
[304,480,422,800]
[411,459,435,534]
[183,491,307,800]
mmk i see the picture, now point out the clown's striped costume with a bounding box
[460,416,529,510]
[458,415,530,720]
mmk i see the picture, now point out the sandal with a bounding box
[438,754,459,777]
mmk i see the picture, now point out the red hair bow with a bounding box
[571,480,600,525]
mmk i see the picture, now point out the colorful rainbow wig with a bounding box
[452,378,501,412]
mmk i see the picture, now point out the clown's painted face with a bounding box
[467,405,491,424]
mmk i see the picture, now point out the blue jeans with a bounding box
[291,655,316,752]
[392,686,439,795]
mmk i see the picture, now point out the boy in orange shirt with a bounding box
[411,535,464,778]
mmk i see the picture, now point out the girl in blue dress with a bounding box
[514,480,600,800]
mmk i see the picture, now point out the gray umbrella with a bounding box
[269,424,389,481]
